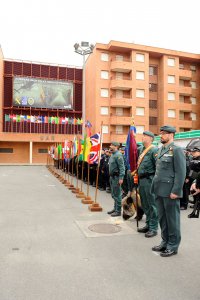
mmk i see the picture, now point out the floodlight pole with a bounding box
[74,42,94,138]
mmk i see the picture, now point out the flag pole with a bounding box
[88,122,103,211]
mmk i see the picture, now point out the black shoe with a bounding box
[110,211,121,217]
[160,249,177,257]
[107,209,115,215]
[137,225,149,233]
[152,244,166,252]
[188,214,199,218]
[98,187,105,191]
[145,231,157,238]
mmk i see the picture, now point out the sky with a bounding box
[0,0,199,67]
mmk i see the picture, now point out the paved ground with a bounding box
[0,166,199,300]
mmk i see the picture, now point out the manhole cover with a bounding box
[88,223,121,234]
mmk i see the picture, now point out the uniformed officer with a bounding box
[137,131,158,237]
[107,142,125,217]
[152,125,186,257]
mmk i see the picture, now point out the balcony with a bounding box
[179,103,192,112]
[110,97,132,107]
[110,115,132,125]
[179,69,192,80]
[178,119,193,128]
[179,86,192,96]
[110,79,132,90]
[110,60,132,73]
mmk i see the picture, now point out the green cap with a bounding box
[143,131,154,139]
[160,125,176,133]
[111,141,120,147]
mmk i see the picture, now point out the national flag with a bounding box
[5,114,10,122]
[57,144,62,159]
[83,133,91,162]
[125,124,138,172]
[88,132,101,164]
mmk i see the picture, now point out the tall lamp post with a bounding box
[74,42,94,137]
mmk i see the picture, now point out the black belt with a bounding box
[139,172,155,179]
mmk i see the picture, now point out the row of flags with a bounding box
[50,132,101,164]
[4,114,93,126]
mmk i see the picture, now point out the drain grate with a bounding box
[88,223,121,234]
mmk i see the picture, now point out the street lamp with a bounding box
[74,42,94,137]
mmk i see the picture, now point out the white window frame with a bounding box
[191,81,197,89]
[100,107,109,115]
[191,97,197,105]
[116,90,123,99]
[136,71,145,80]
[101,71,109,79]
[100,88,109,98]
[168,92,175,101]
[116,55,124,61]
[115,107,123,116]
[102,125,109,134]
[116,72,123,80]
[136,107,145,116]
[101,53,109,62]
[136,125,145,134]
[191,112,197,121]
[136,89,145,98]
[168,109,176,118]
[116,125,123,134]
[136,53,145,62]
[168,58,175,67]
[168,75,175,84]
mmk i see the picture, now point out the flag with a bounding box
[88,132,101,164]
[85,120,92,136]
[57,144,62,159]
[83,133,91,162]
[5,114,10,122]
[125,124,138,172]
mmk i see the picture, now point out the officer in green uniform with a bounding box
[137,131,158,237]
[107,142,125,217]
[152,125,186,257]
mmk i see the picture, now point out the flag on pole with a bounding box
[88,132,101,164]
[125,120,138,172]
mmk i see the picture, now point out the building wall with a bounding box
[85,41,200,142]
[0,141,29,163]
[32,142,50,164]
[0,47,4,132]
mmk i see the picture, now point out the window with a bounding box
[38,149,48,153]
[190,65,196,71]
[136,107,145,116]
[191,113,197,121]
[116,72,123,80]
[168,75,175,84]
[179,79,184,86]
[136,125,145,134]
[0,148,13,153]
[149,117,157,125]
[168,58,175,66]
[116,90,123,98]
[101,71,109,79]
[191,97,197,105]
[179,112,184,120]
[168,92,175,101]
[136,53,145,62]
[116,55,123,61]
[101,53,109,61]
[100,88,109,97]
[179,64,184,69]
[102,125,109,134]
[116,125,123,134]
[168,109,176,118]
[191,81,197,89]
[179,95,184,102]
[149,83,157,92]
[149,66,158,76]
[116,107,123,116]
[136,71,145,80]
[149,100,157,109]
[136,89,145,98]
[100,107,109,115]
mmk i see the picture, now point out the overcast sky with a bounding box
[0,0,199,67]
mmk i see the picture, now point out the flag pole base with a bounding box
[72,188,80,194]
[76,192,85,198]
[82,196,94,205]
[68,185,75,190]
[88,202,103,212]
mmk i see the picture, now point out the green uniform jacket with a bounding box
[138,146,158,177]
[109,150,125,180]
[152,142,186,197]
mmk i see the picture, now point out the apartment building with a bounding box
[85,41,200,143]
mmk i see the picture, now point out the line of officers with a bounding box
[57,125,199,258]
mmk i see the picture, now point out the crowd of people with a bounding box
[54,124,200,258]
